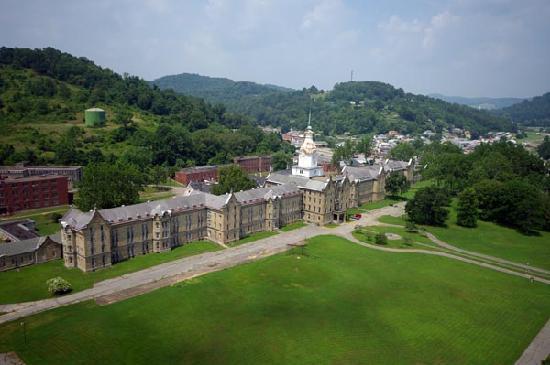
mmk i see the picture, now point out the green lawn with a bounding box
[279,220,307,232]
[138,186,175,203]
[0,241,221,304]
[229,231,279,247]
[0,235,548,364]
[352,225,437,250]
[0,205,69,236]
[379,202,550,271]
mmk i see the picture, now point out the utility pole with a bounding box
[350,70,354,82]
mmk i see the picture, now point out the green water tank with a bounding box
[84,107,106,127]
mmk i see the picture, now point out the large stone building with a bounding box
[60,184,302,272]
[59,125,414,272]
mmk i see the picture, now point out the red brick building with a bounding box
[175,166,219,185]
[233,156,272,174]
[0,175,69,215]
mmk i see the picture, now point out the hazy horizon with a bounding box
[2,0,549,98]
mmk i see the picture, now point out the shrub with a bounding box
[47,277,72,296]
[375,233,388,245]
[405,219,418,232]
[403,237,413,246]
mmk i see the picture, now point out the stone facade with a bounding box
[0,234,62,272]
[61,185,302,272]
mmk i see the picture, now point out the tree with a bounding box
[375,232,387,245]
[405,187,450,226]
[456,188,479,227]
[389,142,415,161]
[272,151,292,171]
[537,135,550,160]
[76,162,145,210]
[47,277,72,296]
[385,172,410,196]
[212,165,255,195]
[355,135,372,155]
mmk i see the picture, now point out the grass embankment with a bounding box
[0,205,69,236]
[0,235,548,364]
[379,201,550,271]
[279,220,307,232]
[0,241,221,304]
[228,231,279,247]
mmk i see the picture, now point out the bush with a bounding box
[375,233,388,245]
[47,277,72,296]
[403,237,413,246]
[405,219,418,232]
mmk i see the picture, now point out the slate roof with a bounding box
[0,233,61,258]
[266,171,329,191]
[341,165,383,182]
[61,183,302,230]
[0,219,39,241]
[383,159,411,172]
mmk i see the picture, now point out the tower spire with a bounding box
[308,107,312,128]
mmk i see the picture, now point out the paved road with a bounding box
[515,319,550,365]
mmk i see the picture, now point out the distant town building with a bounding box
[0,233,62,272]
[282,130,305,147]
[0,175,69,215]
[233,156,272,174]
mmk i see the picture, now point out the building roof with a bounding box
[85,107,105,112]
[0,219,38,241]
[341,165,383,182]
[0,233,61,258]
[61,183,302,230]
[383,159,411,172]
[1,175,66,183]
[177,165,218,174]
[266,171,329,191]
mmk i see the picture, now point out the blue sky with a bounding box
[1,0,549,97]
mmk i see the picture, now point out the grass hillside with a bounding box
[0,48,292,169]
[0,235,548,364]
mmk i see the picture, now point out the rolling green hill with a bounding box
[428,93,524,110]
[151,72,293,105]
[499,92,550,126]
[0,48,290,168]
[153,72,514,135]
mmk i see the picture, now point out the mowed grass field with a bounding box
[0,235,548,365]
[0,241,221,304]
[379,201,550,271]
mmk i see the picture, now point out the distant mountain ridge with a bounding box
[428,93,524,110]
[151,73,293,105]
[498,92,550,126]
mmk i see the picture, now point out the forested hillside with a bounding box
[499,92,550,126]
[154,73,514,135]
[152,72,292,105]
[428,94,523,110]
[0,48,291,169]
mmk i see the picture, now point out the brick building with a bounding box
[0,175,69,215]
[0,165,82,189]
[174,166,219,185]
[233,156,272,174]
